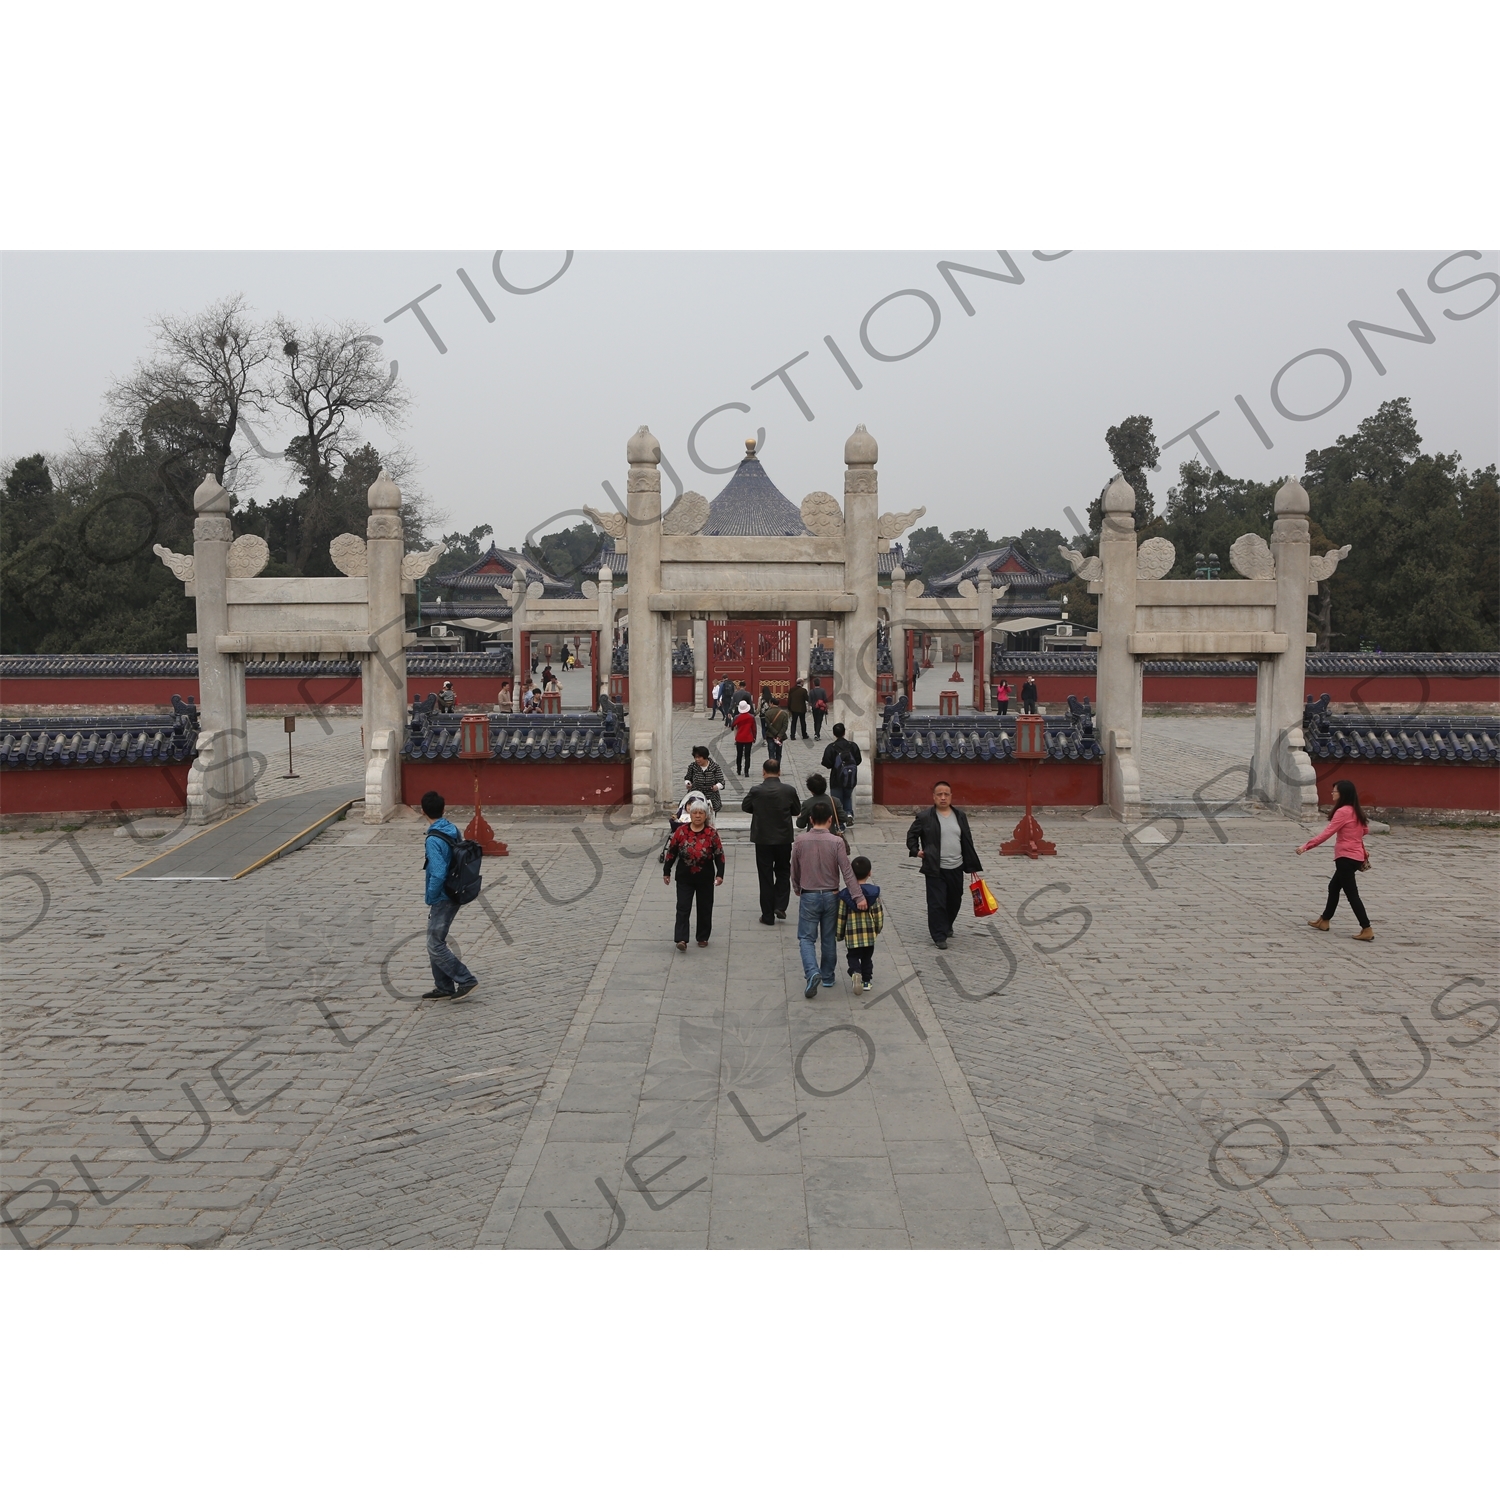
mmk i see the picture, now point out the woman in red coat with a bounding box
[1297,779,1374,940]
[733,702,758,777]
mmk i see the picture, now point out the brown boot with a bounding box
[1354,927,1374,941]
[1308,918,1330,931]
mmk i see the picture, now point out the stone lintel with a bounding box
[1134,579,1278,607]
[1128,632,1289,655]
[225,577,369,605]
[215,632,401,655]
[647,591,858,614]
[659,534,846,564]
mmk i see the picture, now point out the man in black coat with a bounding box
[906,779,983,949]
[1021,676,1039,714]
[741,759,803,925]
[820,722,862,826]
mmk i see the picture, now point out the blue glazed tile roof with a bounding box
[1301,698,1499,764]
[876,710,1100,763]
[402,695,629,762]
[0,698,200,768]
[990,651,1500,679]
[701,455,808,537]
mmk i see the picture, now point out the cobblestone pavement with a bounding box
[2,711,1494,1249]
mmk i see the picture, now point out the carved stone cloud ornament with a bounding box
[1059,546,1103,582]
[1136,537,1176,580]
[152,544,195,584]
[226,534,270,578]
[876,506,926,545]
[583,505,628,540]
[1229,533,1276,580]
[800,491,845,537]
[1308,543,1352,581]
[329,534,367,577]
[661,490,709,536]
[401,544,445,580]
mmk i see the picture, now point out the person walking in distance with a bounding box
[1298,779,1375,940]
[663,795,725,950]
[1020,676,1039,714]
[787,677,810,739]
[733,699,758,776]
[996,679,1010,716]
[741,759,803,925]
[791,804,867,998]
[837,854,884,995]
[763,694,791,769]
[419,790,479,999]
[810,679,829,740]
[906,780,983,949]
[821,722,862,826]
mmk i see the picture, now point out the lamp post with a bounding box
[1000,712,1057,858]
[456,713,508,856]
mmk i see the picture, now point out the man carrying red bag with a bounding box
[905,780,985,950]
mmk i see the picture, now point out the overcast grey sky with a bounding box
[3,249,1495,547]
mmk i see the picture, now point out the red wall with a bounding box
[0,762,190,815]
[1305,674,1500,707]
[1,676,199,707]
[6,668,1496,713]
[409,674,511,708]
[402,758,629,807]
[1313,760,1499,812]
[874,759,1103,807]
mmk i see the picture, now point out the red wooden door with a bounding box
[709,621,795,701]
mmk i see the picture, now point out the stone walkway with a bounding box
[2,708,1494,1250]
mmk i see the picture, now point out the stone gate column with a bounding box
[977,572,993,711]
[843,425,879,814]
[1095,475,1141,820]
[363,469,408,823]
[186,474,253,823]
[596,566,613,704]
[1255,477,1318,819]
[692,617,708,716]
[626,426,668,820]
[795,618,811,688]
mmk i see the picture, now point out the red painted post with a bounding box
[1000,713,1057,858]
[456,713,508,856]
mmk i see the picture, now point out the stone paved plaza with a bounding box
[3,710,1495,1250]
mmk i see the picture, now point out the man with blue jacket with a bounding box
[421,790,479,1000]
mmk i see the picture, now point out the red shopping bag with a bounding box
[970,876,999,917]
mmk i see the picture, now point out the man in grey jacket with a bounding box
[741,760,803,926]
[790,806,867,997]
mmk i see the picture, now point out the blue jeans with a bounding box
[797,889,840,985]
[427,898,476,993]
[832,784,855,822]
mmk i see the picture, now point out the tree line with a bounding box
[906,399,1497,651]
[0,295,437,654]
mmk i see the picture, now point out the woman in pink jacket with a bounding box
[1296,779,1374,940]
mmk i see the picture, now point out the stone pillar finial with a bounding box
[844,423,878,466]
[194,473,231,514]
[627,425,661,464]
[368,469,403,511]
[1274,478,1310,516]
[1102,474,1136,518]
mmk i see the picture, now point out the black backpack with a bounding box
[830,741,858,789]
[426,828,484,905]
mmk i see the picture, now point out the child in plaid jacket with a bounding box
[836,855,884,994]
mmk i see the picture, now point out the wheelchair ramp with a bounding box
[119,781,364,881]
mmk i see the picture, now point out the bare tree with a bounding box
[269,317,411,571]
[107,294,273,512]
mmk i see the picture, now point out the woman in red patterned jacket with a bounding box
[663,795,727,950]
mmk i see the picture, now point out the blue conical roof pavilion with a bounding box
[701,442,808,537]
